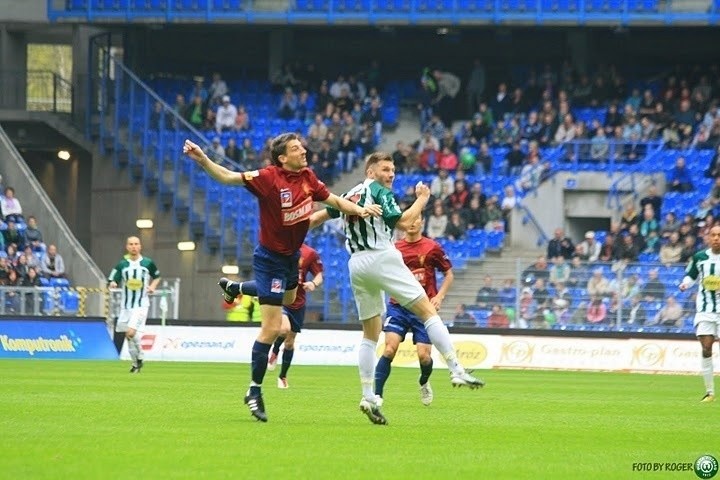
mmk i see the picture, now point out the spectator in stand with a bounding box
[626,294,648,325]
[22,245,39,270]
[651,295,683,327]
[1,187,23,223]
[533,278,551,312]
[521,111,542,144]
[680,235,697,263]
[475,142,492,175]
[616,233,640,261]
[641,268,665,302]
[468,182,487,208]
[475,275,498,309]
[149,101,163,130]
[489,82,510,121]
[505,141,525,176]
[446,180,470,211]
[548,256,571,286]
[462,197,485,230]
[224,138,240,163]
[604,103,623,135]
[516,287,536,329]
[642,230,661,255]
[452,304,475,327]
[361,98,383,139]
[187,76,207,106]
[667,156,694,193]
[172,94,187,127]
[295,90,311,123]
[659,231,683,265]
[203,106,216,131]
[186,96,204,129]
[432,69,461,127]
[417,131,440,171]
[466,59,486,116]
[437,146,458,172]
[41,244,65,279]
[205,137,225,163]
[14,253,29,279]
[586,296,607,324]
[337,132,357,173]
[705,145,720,179]
[469,114,492,146]
[444,211,466,241]
[522,255,550,284]
[500,186,517,231]
[576,231,601,263]
[329,75,350,99]
[482,196,504,232]
[639,206,659,238]
[208,73,228,107]
[277,87,298,120]
[425,114,446,142]
[599,234,618,262]
[590,128,609,162]
[2,220,25,251]
[640,185,663,221]
[567,256,589,288]
[426,205,448,239]
[430,169,454,199]
[547,227,575,260]
[239,138,257,170]
[234,105,250,132]
[554,114,577,144]
[587,268,611,298]
[620,201,640,230]
[487,304,509,328]
[316,140,337,185]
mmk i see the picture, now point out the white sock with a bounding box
[133,336,143,361]
[127,337,138,365]
[359,338,377,402]
[423,315,463,376]
[702,357,714,395]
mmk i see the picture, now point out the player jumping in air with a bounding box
[374,216,454,407]
[311,151,484,426]
[679,224,720,403]
[183,134,381,422]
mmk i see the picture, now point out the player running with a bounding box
[679,224,720,403]
[266,243,323,389]
[310,151,484,426]
[183,134,380,422]
[374,216,454,408]
[107,236,161,373]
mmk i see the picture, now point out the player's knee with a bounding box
[383,343,399,359]
[418,352,432,365]
[125,330,136,339]
[284,335,296,350]
[702,347,713,357]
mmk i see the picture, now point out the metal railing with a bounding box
[553,139,665,177]
[48,0,720,26]
[0,71,73,114]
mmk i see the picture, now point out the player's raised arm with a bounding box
[679,255,699,291]
[323,193,382,218]
[183,139,246,186]
[395,182,431,231]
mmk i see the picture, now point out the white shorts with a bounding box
[116,307,149,333]
[694,312,720,338]
[348,248,425,321]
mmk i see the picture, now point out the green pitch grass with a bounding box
[1,360,717,480]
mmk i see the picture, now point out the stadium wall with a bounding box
[0,0,46,23]
[119,325,719,375]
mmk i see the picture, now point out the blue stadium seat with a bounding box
[49,278,70,288]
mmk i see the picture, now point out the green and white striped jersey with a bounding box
[685,249,720,313]
[327,179,403,254]
[108,256,160,309]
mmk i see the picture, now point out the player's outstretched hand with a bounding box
[360,204,383,218]
[183,139,207,164]
[678,283,688,292]
[415,182,430,198]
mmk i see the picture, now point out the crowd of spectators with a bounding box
[0,176,68,312]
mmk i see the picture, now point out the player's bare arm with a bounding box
[396,183,431,231]
[309,209,331,229]
[303,271,323,292]
[183,139,246,185]
[148,277,162,294]
[323,193,382,218]
[430,268,454,311]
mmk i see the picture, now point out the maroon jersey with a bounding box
[242,166,330,255]
[394,236,452,300]
[289,244,323,309]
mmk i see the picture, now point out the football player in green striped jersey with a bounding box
[108,236,161,373]
[679,225,720,402]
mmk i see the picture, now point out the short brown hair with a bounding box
[270,133,301,167]
[364,151,393,173]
